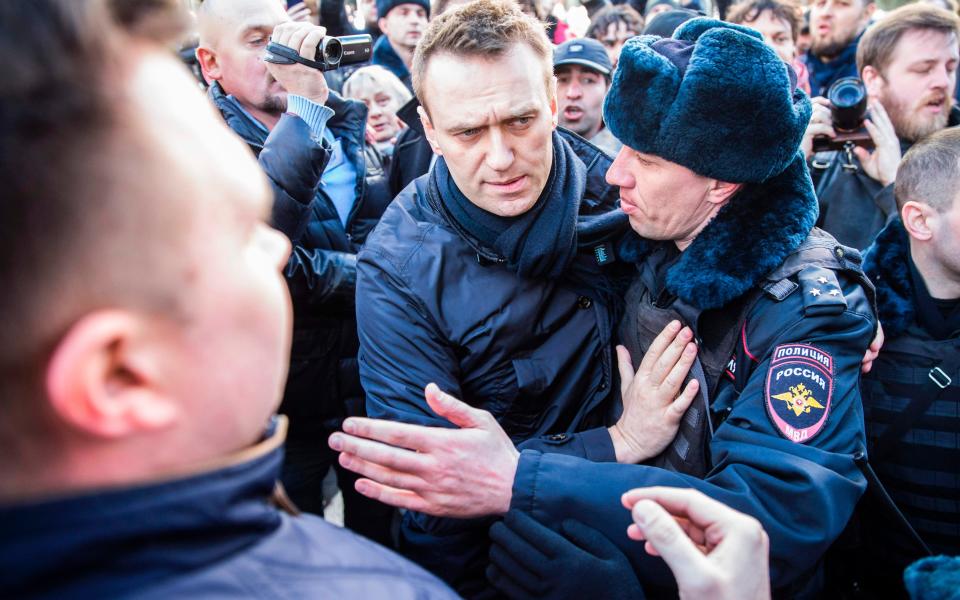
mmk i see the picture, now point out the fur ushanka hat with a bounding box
[604,18,811,183]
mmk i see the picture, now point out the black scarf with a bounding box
[431,129,581,280]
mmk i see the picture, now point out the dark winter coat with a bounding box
[372,35,412,92]
[0,418,457,599]
[508,155,877,596]
[357,129,628,595]
[210,82,393,430]
[388,98,434,198]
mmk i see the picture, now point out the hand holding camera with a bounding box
[262,22,331,106]
[853,101,901,187]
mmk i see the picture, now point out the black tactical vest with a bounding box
[618,230,873,477]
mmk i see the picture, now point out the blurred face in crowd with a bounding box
[598,20,639,68]
[556,65,609,139]
[379,4,428,51]
[864,28,959,142]
[606,147,738,249]
[197,0,290,125]
[647,3,674,19]
[420,42,557,217]
[349,79,405,142]
[809,0,874,59]
[744,10,798,63]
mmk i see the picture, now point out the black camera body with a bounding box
[812,77,875,154]
[264,34,372,72]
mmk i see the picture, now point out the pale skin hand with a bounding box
[623,487,771,600]
[287,3,313,22]
[328,384,519,518]
[853,101,901,187]
[801,96,836,159]
[263,22,329,106]
[861,322,884,374]
[610,320,699,464]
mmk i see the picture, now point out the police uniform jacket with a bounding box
[0,418,457,600]
[508,156,877,595]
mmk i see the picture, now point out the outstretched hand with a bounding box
[328,383,519,518]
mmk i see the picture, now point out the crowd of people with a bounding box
[1,0,959,598]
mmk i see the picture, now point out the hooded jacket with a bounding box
[0,418,457,599]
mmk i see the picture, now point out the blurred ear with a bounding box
[45,311,180,439]
[418,105,442,155]
[549,75,559,129]
[195,46,221,83]
[901,200,935,242]
[862,65,884,100]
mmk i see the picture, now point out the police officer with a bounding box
[858,128,960,598]
[329,18,878,597]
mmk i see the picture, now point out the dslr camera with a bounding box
[264,34,372,71]
[812,77,875,154]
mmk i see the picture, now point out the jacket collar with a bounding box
[863,218,915,337]
[373,36,410,82]
[619,153,819,310]
[0,417,289,598]
[209,81,268,149]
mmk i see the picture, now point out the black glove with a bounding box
[487,511,645,600]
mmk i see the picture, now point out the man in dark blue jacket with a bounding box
[0,1,455,598]
[371,0,429,91]
[196,0,394,540]
[333,17,879,597]
[803,0,874,97]
[353,1,699,595]
[858,127,960,598]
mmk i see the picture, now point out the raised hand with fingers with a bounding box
[487,511,645,600]
[609,320,700,464]
[622,487,771,600]
[328,383,519,518]
[853,102,902,186]
[263,22,329,105]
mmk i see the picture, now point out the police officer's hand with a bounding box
[801,96,835,159]
[487,512,645,600]
[853,101,901,187]
[264,22,329,106]
[623,487,771,600]
[609,320,699,464]
[328,383,519,517]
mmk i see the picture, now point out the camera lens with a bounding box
[321,37,343,65]
[827,77,868,132]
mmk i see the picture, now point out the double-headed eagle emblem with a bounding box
[771,383,825,417]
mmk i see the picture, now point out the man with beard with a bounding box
[554,38,622,155]
[195,0,395,543]
[372,0,429,91]
[803,0,875,97]
[805,3,960,250]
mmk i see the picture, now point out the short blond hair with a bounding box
[343,65,412,105]
[411,0,552,113]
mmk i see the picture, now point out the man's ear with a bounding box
[45,311,180,439]
[418,105,442,155]
[377,17,389,34]
[862,65,883,100]
[901,200,935,242]
[708,179,742,205]
[195,46,222,83]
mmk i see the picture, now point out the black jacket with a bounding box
[372,35,412,92]
[810,106,960,251]
[388,98,434,198]
[210,82,392,427]
[859,219,960,573]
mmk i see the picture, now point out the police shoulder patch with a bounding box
[765,343,833,443]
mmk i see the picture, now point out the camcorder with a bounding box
[812,77,875,154]
[264,34,372,72]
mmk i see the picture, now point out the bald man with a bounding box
[196,0,394,540]
[0,0,454,597]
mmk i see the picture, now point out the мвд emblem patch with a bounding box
[765,343,833,443]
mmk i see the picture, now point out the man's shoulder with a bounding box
[140,513,456,599]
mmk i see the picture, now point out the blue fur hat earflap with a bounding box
[604,18,812,183]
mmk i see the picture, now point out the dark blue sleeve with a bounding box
[519,427,617,462]
[356,247,463,427]
[509,300,874,590]
[260,113,358,306]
